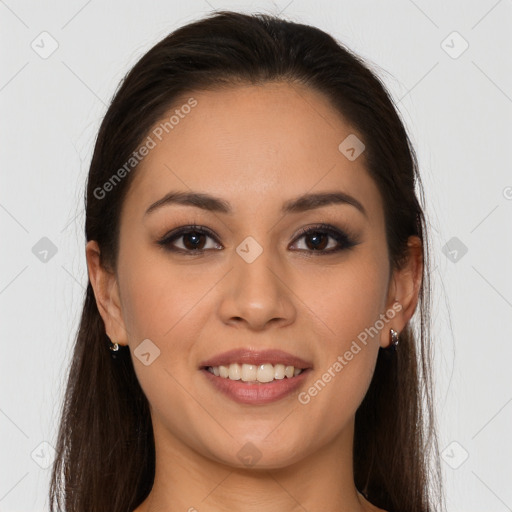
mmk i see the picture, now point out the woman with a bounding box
[49,10,443,512]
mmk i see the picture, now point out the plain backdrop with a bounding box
[1,1,511,511]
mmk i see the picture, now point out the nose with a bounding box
[217,245,297,331]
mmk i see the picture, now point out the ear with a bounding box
[380,235,423,348]
[85,240,129,347]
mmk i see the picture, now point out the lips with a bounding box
[201,367,310,405]
[199,348,313,405]
[199,348,313,370]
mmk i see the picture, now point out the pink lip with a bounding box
[199,348,313,369]
[200,367,312,405]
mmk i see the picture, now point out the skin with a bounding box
[87,81,422,512]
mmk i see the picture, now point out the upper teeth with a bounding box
[207,363,303,383]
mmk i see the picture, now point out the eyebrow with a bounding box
[144,190,367,218]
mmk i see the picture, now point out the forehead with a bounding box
[123,82,383,220]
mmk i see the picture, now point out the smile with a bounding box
[206,363,304,383]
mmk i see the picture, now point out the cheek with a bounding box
[301,252,390,346]
[292,254,388,426]
[116,250,214,425]
[118,246,214,342]
[117,246,227,407]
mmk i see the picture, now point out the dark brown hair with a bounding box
[50,10,443,512]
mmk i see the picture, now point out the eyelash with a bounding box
[157,223,358,256]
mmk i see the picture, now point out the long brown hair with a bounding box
[50,10,443,512]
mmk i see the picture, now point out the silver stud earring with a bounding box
[109,341,119,352]
[107,334,120,353]
[390,328,399,350]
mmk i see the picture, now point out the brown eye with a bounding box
[303,231,330,251]
[157,226,222,253]
[157,223,358,256]
[181,231,207,250]
[291,224,357,254]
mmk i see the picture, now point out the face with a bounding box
[92,82,407,469]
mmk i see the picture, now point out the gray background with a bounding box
[1,0,511,510]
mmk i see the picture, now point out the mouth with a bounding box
[199,348,313,404]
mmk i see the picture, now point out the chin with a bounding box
[203,435,309,471]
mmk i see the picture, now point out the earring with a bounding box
[390,328,399,351]
[106,334,120,353]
